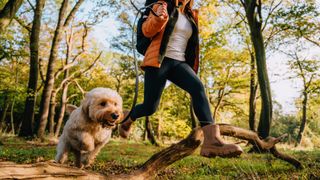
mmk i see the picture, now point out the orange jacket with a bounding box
[141,0,199,73]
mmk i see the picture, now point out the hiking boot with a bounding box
[200,124,243,158]
[119,111,135,138]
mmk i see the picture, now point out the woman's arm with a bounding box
[142,1,169,38]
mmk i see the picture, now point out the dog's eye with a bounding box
[114,102,117,106]
[100,102,107,106]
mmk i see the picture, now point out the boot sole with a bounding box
[200,150,243,158]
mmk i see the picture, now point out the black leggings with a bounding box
[130,57,214,126]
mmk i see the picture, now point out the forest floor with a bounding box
[0,135,319,179]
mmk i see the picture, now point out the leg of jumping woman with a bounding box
[119,59,173,138]
[130,66,168,119]
[167,61,213,127]
[167,60,243,158]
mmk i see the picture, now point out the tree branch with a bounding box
[56,51,102,93]
[14,16,32,32]
[257,0,263,25]
[55,23,88,79]
[66,93,78,102]
[63,0,85,27]
[38,58,45,84]
[73,80,85,98]
[303,36,320,47]
[26,0,35,11]
[262,0,282,32]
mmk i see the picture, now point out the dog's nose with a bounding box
[111,113,119,120]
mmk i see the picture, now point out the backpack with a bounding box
[136,0,158,55]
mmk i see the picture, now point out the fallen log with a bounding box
[0,161,106,179]
[218,124,303,169]
[107,127,204,180]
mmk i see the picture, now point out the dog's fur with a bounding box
[55,87,123,168]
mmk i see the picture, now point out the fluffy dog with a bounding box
[55,87,123,168]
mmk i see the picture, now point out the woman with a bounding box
[120,0,243,157]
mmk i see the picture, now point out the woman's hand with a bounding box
[156,2,168,19]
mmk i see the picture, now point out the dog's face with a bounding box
[81,88,123,128]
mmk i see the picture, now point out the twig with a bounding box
[14,17,32,32]
[26,0,35,11]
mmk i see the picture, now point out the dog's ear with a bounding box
[81,93,92,115]
[66,104,78,115]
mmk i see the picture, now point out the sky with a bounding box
[90,1,320,115]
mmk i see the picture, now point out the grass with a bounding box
[0,136,319,179]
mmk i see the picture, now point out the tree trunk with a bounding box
[189,102,198,128]
[145,116,159,146]
[20,0,46,137]
[0,100,10,132]
[10,98,15,134]
[297,91,308,144]
[37,0,69,138]
[213,89,224,121]
[37,0,85,139]
[249,52,258,131]
[243,0,273,139]
[54,83,69,137]
[48,90,58,136]
[0,0,24,31]
[212,67,230,122]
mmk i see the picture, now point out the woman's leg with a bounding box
[167,62,213,126]
[167,61,243,157]
[130,66,168,119]
[120,59,174,138]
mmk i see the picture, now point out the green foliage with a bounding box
[273,2,319,39]
[271,114,300,143]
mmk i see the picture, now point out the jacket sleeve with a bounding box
[142,3,169,38]
[193,9,199,25]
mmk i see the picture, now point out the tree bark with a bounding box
[0,0,24,31]
[0,162,106,179]
[20,0,46,137]
[242,0,273,139]
[54,81,69,137]
[10,98,15,134]
[0,96,9,132]
[144,116,159,146]
[249,52,258,131]
[109,127,204,179]
[213,88,225,120]
[218,124,302,169]
[37,0,69,138]
[189,102,198,128]
[297,91,308,144]
[48,90,58,136]
[37,0,84,138]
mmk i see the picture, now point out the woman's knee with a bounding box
[144,105,157,116]
[189,80,206,95]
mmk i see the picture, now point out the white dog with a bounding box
[55,87,123,168]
